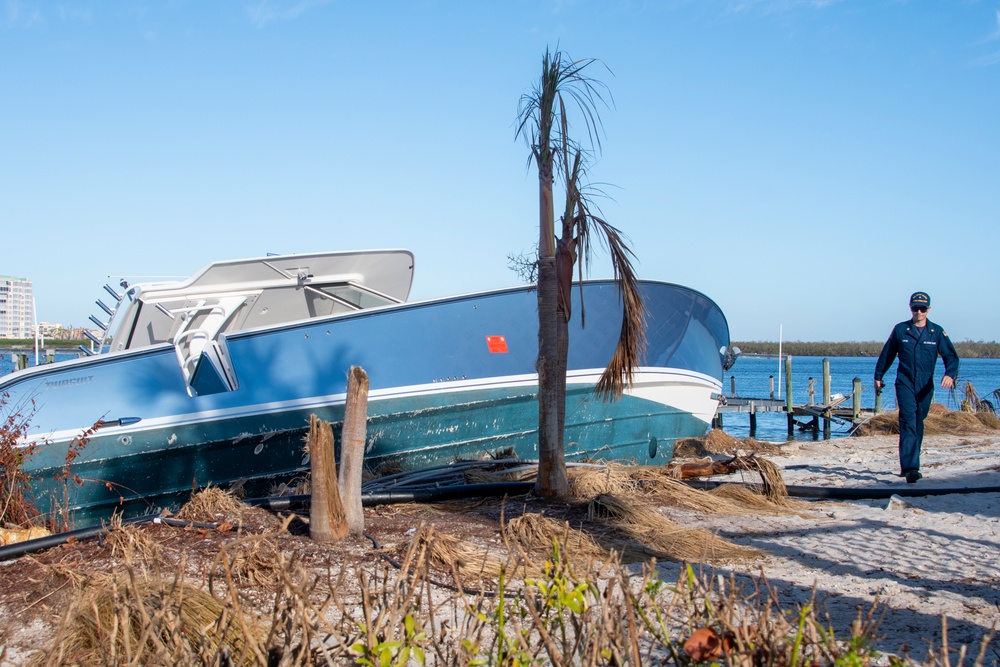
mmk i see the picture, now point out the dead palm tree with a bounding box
[516,48,646,498]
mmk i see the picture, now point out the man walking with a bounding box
[874,291,959,483]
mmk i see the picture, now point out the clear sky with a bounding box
[2,0,998,343]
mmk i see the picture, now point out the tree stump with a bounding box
[339,366,368,535]
[308,414,348,542]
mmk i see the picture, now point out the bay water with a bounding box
[0,350,84,376]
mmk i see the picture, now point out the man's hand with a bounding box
[874,380,883,395]
[941,376,955,390]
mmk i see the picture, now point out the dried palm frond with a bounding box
[569,464,637,499]
[175,486,246,523]
[504,512,609,566]
[926,410,990,434]
[740,457,788,504]
[636,475,777,515]
[415,526,532,580]
[708,484,813,515]
[218,536,285,588]
[587,494,762,563]
[855,412,899,436]
[974,411,1000,429]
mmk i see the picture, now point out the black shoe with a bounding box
[905,470,922,484]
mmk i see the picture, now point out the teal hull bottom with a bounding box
[27,382,712,527]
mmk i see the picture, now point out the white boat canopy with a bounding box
[104,250,415,355]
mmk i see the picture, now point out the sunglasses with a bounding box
[910,306,928,313]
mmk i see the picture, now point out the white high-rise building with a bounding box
[0,276,35,339]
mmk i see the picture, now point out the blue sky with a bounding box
[2,0,998,343]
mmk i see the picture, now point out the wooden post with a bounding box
[785,356,794,436]
[822,358,832,439]
[807,377,815,405]
[309,414,348,542]
[768,375,775,400]
[339,366,368,536]
[749,411,757,436]
[852,377,862,422]
[875,387,883,414]
[730,375,736,398]
[822,359,831,404]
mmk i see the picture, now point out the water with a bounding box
[721,355,1000,442]
[0,350,86,376]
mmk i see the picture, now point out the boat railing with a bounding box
[79,281,133,357]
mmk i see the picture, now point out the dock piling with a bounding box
[822,358,832,439]
[852,377,862,422]
[785,356,794,436]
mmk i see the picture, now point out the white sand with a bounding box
[656,433,1000,662]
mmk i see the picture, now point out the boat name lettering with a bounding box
[44,376,94,390]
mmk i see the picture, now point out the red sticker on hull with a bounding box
[486,335,508,353]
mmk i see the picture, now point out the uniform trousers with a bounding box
[895,381,934,473]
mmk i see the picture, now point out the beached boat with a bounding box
[1,250,735,525]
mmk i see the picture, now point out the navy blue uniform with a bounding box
[874,320,959,473]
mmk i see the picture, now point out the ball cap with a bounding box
[909,291,931,308]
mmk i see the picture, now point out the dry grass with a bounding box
[587,494,764,563]
[212,531,287,589]
[28,571,263,666]
[504,512,610,567]
[102,513,161,567]
[568,456,810,518]
[417,523,533,580]
[569,464,639,499]
[174,485,250,525]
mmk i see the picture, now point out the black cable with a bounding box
[0,515,227,562]
[686,480,1000,500]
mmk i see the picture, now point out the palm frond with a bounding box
[592,218,647,399]
[515,48,612,184]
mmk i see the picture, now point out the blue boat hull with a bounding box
[2,281,729,526]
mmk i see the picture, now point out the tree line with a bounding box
[1,339,86,350]
[733,340,1000,358]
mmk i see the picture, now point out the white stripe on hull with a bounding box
[32,367,720,444]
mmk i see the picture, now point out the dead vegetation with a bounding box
[675,428,781,457]
[0,452,996,666]
[856,402,1000,436]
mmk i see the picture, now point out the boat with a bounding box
[1,250,736,526]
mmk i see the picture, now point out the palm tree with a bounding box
[516,48,646,498]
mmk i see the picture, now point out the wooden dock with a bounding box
[713,355,880,437]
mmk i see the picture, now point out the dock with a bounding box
[713,356,879,438]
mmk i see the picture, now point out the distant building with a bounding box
[39,325,91,341]
[0,276,35,339]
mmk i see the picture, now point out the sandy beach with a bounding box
[668,431,1000,662]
